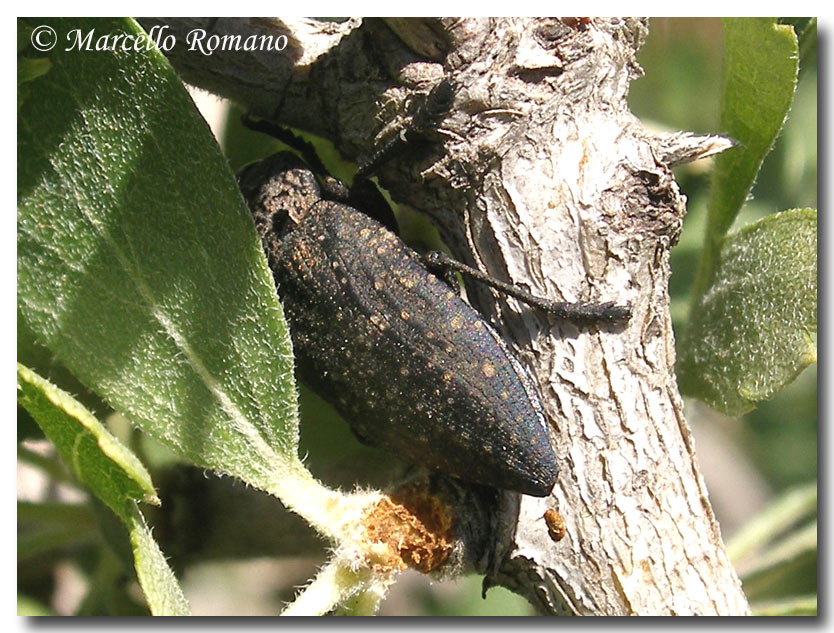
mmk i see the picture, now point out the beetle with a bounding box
[237,81,630,496]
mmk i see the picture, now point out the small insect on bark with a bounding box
[543,508,567,542]
[238,80,631,497]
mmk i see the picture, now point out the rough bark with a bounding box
[140,17,749,615]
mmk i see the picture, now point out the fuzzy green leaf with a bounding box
[17,363,157,516]
[691,18,799,300]
[17,18,302,493]
[678,209,816,415]
[779,17,816,77]
[128,507,191,615]
[17,364,190,615]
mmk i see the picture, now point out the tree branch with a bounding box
[140,16,749,615]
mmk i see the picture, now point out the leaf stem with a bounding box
[280,560,375,616]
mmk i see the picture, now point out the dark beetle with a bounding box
[238,152,559,496]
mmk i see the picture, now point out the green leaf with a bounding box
[737,519,817,583]
[17,364,190,615]
[678,209,816,415]
[691,18,799,301]
[18,57,52,85]
[727,483,816,564]
[128,506,191,616]
[779,17,817,77]
[738,521,817,603]
[17,363,157,517]
[17,18,303,495]
[17,19,53,109]
[18,501,100,560]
